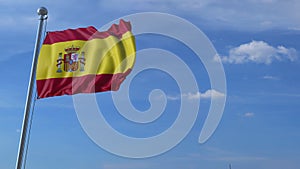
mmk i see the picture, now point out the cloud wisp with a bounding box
[167,89,225,101]
[98,0,300,30]
[262,75,280,80]
[243,112,255,118]
[220,41,297,64]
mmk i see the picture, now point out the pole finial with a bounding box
[37,7,48,16]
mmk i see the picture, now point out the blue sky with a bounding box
[1,0,300,169]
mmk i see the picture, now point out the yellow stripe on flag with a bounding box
[36,32,135,80]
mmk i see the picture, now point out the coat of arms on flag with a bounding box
[56,46,85,73]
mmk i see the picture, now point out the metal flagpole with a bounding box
[15,7,48,169]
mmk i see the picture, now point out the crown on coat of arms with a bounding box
[64,45,80,54]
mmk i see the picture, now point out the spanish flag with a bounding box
[36,19,135,99]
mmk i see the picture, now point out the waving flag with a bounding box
[36,19,135,99]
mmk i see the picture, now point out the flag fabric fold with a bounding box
[36,19,135,99]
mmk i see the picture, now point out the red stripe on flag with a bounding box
[36,69,131,99]
[43,19,132,45]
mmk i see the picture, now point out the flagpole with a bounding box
[15,7,48,169]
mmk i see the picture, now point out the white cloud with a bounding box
[168,89,225,101]
[221,41,297,64]
[1,0,300,33]
[1,0,300,31]
[243,112,255,118]
[166,95,180,101]
[262,75,279,80]
[184,89,225,100]
[289,27,300,31]
[213,54,222,63]
[198,89,225,99]
[97,0,300,30]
